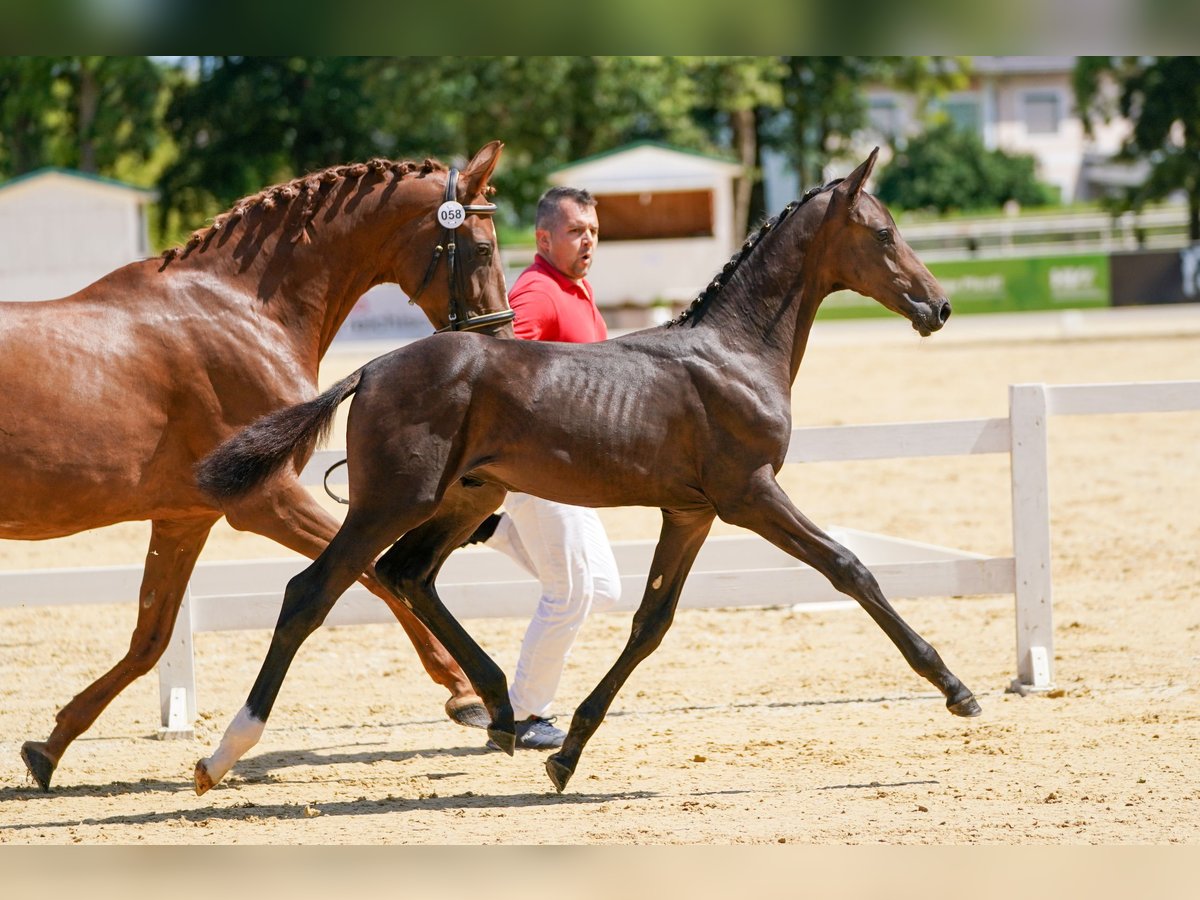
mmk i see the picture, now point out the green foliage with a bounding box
[0,55,990,248]
[760,56,969,188]
[0,56,166,179]
[1075,56,1200,240]
[875,122,1058,213]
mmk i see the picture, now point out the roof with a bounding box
[550,140,741,176]
[970,56,1077,75]
[0,167,158,201]
[548,141,742,194]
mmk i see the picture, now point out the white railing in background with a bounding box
[2,381,1197,737]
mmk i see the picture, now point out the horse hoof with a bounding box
[947,693,982,717]
[545,755,572,793]
[487,727,515,756]
[445,696,490,730]
[194,760,217,796]
[20,741,56,792]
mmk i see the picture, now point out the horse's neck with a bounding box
[222,198,409,363]
[692,233,825,387]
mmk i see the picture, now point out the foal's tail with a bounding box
[195,369,364,500]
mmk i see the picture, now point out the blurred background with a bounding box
[2,55,1198,338]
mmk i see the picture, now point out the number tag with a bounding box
[437,201,466,229]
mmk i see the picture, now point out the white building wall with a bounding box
[0,175,152,301]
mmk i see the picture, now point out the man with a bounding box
[469,186,622,750]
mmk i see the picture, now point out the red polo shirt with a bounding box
[509,254,608,344]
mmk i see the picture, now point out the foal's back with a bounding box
[347,329,768,511]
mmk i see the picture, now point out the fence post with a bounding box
[1008,383,1055,692]
[156,585,197,739]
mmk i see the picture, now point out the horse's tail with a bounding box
[195,368,365,501]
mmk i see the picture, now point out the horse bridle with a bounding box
[408,167,515,334]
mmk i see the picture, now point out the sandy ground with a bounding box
[1,304,1198,846]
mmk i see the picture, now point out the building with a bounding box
[0,168,156,301]
[541,141,743,327]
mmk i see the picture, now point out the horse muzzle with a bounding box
[906,294,951,336]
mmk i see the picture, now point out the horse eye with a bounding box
[876,229,893,244]
[476,242,494,259]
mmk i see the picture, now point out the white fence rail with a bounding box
[3,380,1198,736]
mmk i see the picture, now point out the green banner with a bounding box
[818,252,1111,319]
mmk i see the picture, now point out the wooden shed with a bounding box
[0,168,156,302]
[547,141,742,328]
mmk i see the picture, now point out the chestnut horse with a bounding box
[8,141,514,791]
[193,149,980,796]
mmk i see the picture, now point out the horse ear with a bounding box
[839,147,879,208]
[461,141,505,195]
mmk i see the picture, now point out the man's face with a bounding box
[537,199,599,284]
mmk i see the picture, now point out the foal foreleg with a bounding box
[721,470,980,717]
[546,508,715,792]
[21,516,217,791]
[220,476,486,726]
[194,511,400,795]
[374,481,516,752]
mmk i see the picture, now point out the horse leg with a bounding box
[373,480,517,754]
[545,508,715,793]
[718,469,981,717]
[21,516,218,791]
[219,476,488,728]
[194,500,422,795]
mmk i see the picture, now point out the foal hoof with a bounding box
[445,696,490,730]
[193,759,217,796]
[947,692,982,717]
[20,741,57,792]
[545,754,573,793]
[487,727,515,757]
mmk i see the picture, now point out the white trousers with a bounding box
[486,492,621,720]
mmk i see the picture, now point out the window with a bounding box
[1023,92,1061,135]
[867,97,901,139]
[942,98,982,135]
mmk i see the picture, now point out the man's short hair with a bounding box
[536,186,597,231]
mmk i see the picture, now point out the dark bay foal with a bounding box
[193,149,980,795]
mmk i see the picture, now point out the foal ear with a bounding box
[461,141,505,196]
[837,147,879,210]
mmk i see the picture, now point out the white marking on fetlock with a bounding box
[201,706,265,785]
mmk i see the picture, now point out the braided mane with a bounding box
[159,156,450,266]
[666,179,842,327]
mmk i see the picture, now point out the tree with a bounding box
[874,121,1057,213]
[760,57,969,191]
[684,57,786,239]
[1075,56,1200,240]
[0,56,165,179]
[158,57,406,229]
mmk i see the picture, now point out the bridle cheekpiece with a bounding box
[409,167,514,334]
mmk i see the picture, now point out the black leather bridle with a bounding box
[409,167,515,334]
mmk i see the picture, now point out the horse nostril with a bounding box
[938,300,952,323]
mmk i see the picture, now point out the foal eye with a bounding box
[875,229,893,244]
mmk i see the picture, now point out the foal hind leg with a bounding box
[220,475,487,728]
[194,501,421,794]
[21,516,218,791]
[719,470,980,716]
[373,480,517,753]
[546,508,715,792]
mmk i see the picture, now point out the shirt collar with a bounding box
[532,253,589,296]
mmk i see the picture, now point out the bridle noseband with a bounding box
[409,167,515,334]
